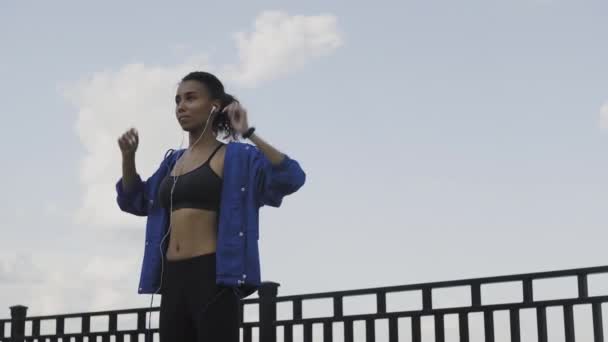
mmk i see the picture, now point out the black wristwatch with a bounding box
[242,127,256,139]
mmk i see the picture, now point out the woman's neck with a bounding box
[188,127,217,150]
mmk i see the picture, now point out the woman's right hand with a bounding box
[118,128,139,158]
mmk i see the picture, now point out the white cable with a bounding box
[147,107,216,332]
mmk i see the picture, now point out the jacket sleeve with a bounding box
[253,150,306,208]
[115,174,150,216]
[116,149,174,216]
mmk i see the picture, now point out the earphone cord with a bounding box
[146,108,216,332]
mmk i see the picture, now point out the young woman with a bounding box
[115,71,306,341]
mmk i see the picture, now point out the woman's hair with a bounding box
[181,71,238,140]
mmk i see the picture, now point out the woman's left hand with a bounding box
[224,101,249,135]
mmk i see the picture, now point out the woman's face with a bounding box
[175,80,218,131]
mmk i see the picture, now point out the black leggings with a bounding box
[159,252,240,342]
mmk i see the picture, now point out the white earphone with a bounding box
[146,104,219,331]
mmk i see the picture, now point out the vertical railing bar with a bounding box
[412,316,421,342]
[592,302,604,342]
[510,309,521,342]
[537,307,548,342]
[563,304,575,342]
[435,314,445,342]
[459,312,469,342]
[484,310,494,342]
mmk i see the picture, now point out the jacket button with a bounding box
[242,274,247,279]
[241,187,246,192]
[239,232,244,237]
[146,241,149,246]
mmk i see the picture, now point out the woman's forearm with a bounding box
[121,154,139,192]
[248,133,286,166]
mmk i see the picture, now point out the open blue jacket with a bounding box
[115,141,305,298]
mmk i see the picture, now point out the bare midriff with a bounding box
[165,208,218,261]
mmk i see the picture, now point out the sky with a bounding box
[1,0,607,340]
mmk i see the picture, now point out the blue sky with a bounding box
[1,0,607,338]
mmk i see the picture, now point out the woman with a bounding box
[115,71,306,342]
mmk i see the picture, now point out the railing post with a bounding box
[10,305,27,342]
[259,281,279,342]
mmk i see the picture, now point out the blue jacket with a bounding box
[115,141,306,298]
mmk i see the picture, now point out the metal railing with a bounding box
[2,265,607,342]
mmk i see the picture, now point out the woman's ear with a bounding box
[211,100,222,113]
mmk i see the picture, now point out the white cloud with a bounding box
[0,251,141,316]
[225,11,342,87]
[61,11,342,230]
[18,9,342,318]
[1,250,258,330]
[62,62,205,230]
[600,102,608,129]
[0,253,44,283]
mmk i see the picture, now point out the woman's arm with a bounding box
[115,174,148,216]
[118,127,140,190]
[247,133,306,207]
[116,127,149,216]
[121,154,139,192]
[248,132,286,166]
[116,152,149,216]
[223,101,305,206]
[222,101,287,165]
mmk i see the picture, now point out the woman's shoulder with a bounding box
[160,147,186,166]
[163,147,185,158]
[159,141,258,166]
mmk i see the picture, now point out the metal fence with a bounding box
[2,265,607,342]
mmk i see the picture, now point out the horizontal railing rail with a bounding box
[2,265,606,342]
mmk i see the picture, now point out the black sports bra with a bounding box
[158,143,224,211]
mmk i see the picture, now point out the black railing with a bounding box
[2,265,607,342]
